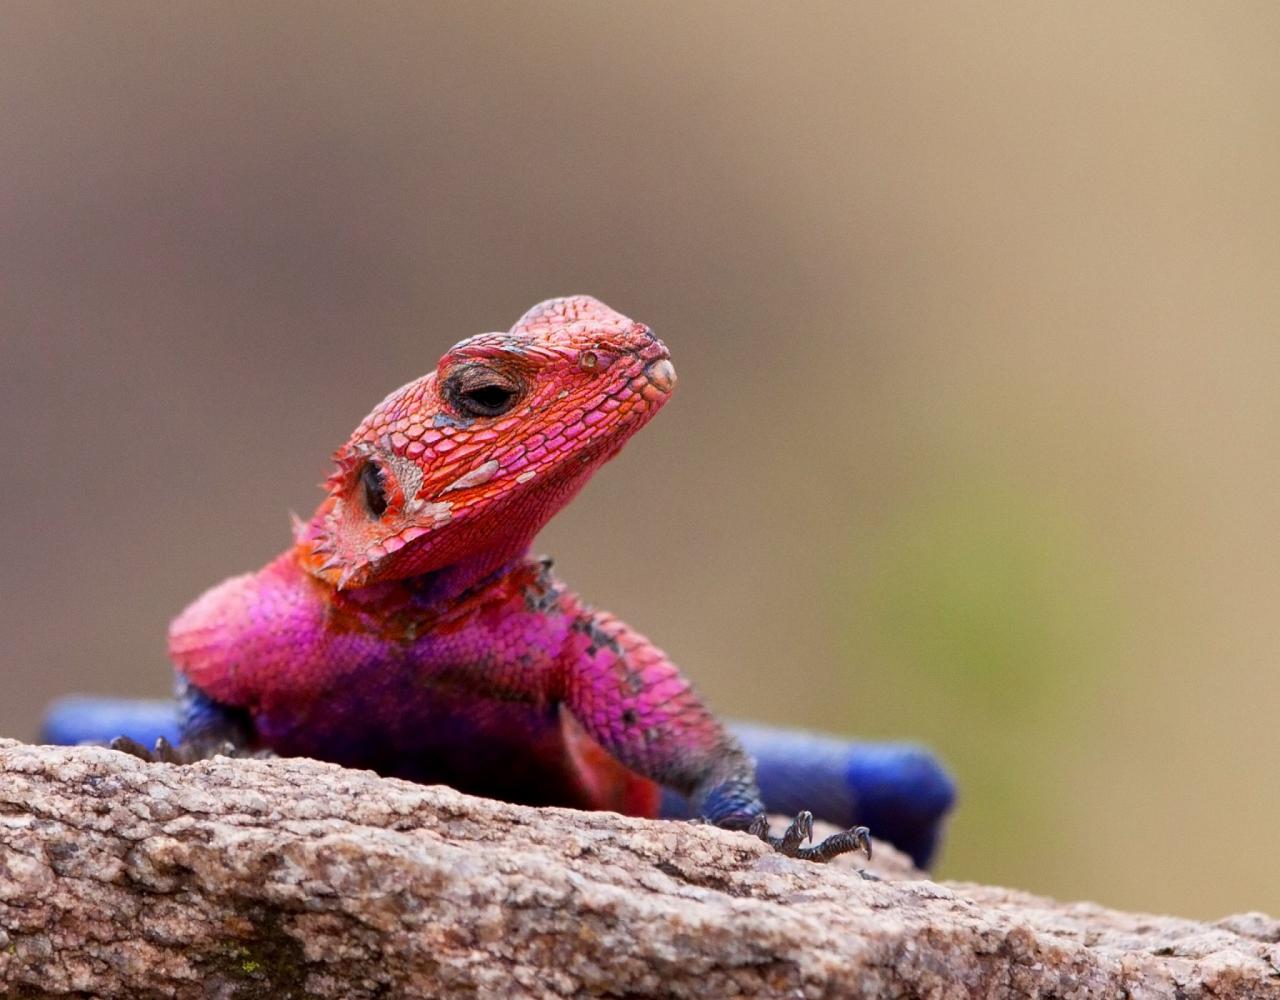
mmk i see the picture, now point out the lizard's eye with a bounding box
[445,366,523,418]
[459,384,517,416]
[359,461,388,518]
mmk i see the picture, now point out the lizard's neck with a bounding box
[401,540,536,607]
[383,467,596,603]
[295,530,537,614]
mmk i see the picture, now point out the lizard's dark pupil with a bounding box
[461,384,515,416]
[360,462,388,518]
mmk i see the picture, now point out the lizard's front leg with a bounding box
[557,603,870,863]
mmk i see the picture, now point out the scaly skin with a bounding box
[152,296,869,861]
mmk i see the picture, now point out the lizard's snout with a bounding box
[644,358,677,394]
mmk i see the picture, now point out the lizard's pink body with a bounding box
[168,297,766,826]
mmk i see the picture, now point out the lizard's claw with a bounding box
[750,811,872,864]
[152,736,182,764]
[780,810,814,853]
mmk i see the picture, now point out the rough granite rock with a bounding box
[0,740,1275,999]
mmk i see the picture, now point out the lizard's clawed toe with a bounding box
[152,736,183,764]
[109,735,156,762]
[753,811,872,864]
[108,734,226,765]
[779,810,814,853]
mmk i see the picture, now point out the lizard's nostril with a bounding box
[644,358,677,394]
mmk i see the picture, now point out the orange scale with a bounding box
[431,461,462,482]
[449,442,485,460]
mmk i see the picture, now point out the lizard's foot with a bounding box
[748,811,872,864]
[109,735,246,764]
[109,735,168,762]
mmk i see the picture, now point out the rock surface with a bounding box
[0,740,1275,999]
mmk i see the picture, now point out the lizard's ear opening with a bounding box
[348,453,408,522]
[359,460,388,518]
[301,447,431,588]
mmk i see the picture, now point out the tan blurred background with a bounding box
[2,3,1277,919]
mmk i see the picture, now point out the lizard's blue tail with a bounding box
[41,696,179,748]
[41,697,956,869]
[726,722,955,870]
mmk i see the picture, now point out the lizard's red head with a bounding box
[301,296,675,589]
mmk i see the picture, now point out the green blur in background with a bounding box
[2,3,1277,920]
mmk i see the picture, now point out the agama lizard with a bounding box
[42,296,954,866]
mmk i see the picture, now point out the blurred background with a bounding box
[2,3,1277,919]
